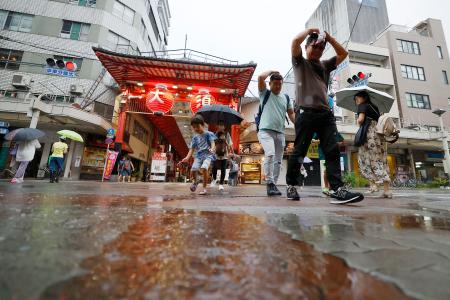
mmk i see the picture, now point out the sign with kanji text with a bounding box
[191,90,216,114]
[45,67,76,78]
[150,152,167,181]
[146,85,174,114]
[103,150,119,180]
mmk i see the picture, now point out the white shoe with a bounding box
[219,185,224,191]
[210,180,217,187]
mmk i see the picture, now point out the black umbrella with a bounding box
[5,128,45,141]
[196,104,243,126]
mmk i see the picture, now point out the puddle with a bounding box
[38,210,408,300]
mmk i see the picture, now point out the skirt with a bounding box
[358,121,391,184]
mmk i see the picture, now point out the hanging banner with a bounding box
[103,150,119,180]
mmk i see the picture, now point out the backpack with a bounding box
[255,90,290,132]
[376,114,400,143]
[215,132,227,157]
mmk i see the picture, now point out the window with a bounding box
[3,11,33,32]
[400,65,425,81]
[0,10,7,29]
[69,0,96,7]
[133,120,149,144]
[147,4,160,41]
[54,55,83,71]
[406,93,431,109]
[112,1,134,24]
[61,20,90,41]
[94,102,114,120]
[448,98,450,106]
[106,31,130,52]
[443,71,449,85]
[437,46,443,59]
[0,48,23,70]
[397,39,420,55]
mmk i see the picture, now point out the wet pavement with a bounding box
[1,181,450,299]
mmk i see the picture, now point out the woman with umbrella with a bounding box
[49,136,69,183]
[354,91,392,198]
[5,128,44,184]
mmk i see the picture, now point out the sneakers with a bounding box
[199,189,208,195]
[272,184,282,196]
[322,187,331,197]
[286,185,300,201]
[190,182,198,192]
[329,187,364,205]
[266,183,281,196]
[210,180,217,187]
[219,184,224,191]
[10,178,19,184]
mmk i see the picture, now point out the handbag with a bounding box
[354,117,372,147]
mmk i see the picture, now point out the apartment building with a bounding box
[0,0,170,180]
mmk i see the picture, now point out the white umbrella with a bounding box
[335,86,394,113]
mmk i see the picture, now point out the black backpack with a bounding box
[255,90,290,132]
[215,132,227,156]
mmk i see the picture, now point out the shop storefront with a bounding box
[93,47,256,179]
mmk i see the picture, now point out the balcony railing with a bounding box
[111,45,240,65]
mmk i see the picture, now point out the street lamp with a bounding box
[432,108,450,178]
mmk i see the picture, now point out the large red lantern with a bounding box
[191,89,215,114]
[146,84,174,114]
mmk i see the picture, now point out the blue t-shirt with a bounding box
[189,130,216,158]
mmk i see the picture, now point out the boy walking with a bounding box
[181,115,216,195]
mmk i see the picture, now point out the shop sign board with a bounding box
[103,150,119,180]
[150,152,167,181]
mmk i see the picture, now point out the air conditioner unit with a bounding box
[70,84,85,95]
[11,74,32,89]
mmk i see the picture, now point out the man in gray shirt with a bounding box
[285,28,364,205]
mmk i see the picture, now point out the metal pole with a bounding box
[438,115,450,175]
[102,143,110,182]
[63,139,75,178]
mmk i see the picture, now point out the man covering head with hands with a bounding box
[285,28,364,205]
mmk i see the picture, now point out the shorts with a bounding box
[191,156,212,171]
[120,169,132,176]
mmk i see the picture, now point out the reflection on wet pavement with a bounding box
[39,210,407,300]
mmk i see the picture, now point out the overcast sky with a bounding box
[167,0,450,96]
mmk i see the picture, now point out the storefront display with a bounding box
[80,146,106,180]
[240,162,261,184]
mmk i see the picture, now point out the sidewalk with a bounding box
[1,181,450,299]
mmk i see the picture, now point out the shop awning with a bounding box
[93,47,257,97]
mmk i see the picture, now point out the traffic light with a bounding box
[347,72,371,86]
[46,58,78,72]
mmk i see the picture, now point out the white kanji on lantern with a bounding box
[191,89,215,114]
[148,84,167,104]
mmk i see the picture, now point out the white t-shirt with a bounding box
[15,139,41,162]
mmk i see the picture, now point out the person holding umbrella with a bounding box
[5,128,45,184]
[211,121,233,191]
[11,139,41,184]
[354,91,392,198]
[286,28,363,204]
[49,136,68,183]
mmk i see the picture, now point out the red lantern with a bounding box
[191,89,215,114]
[146,84,174,114]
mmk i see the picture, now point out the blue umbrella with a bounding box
[196,104,243,126]
[5,128,45,141]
